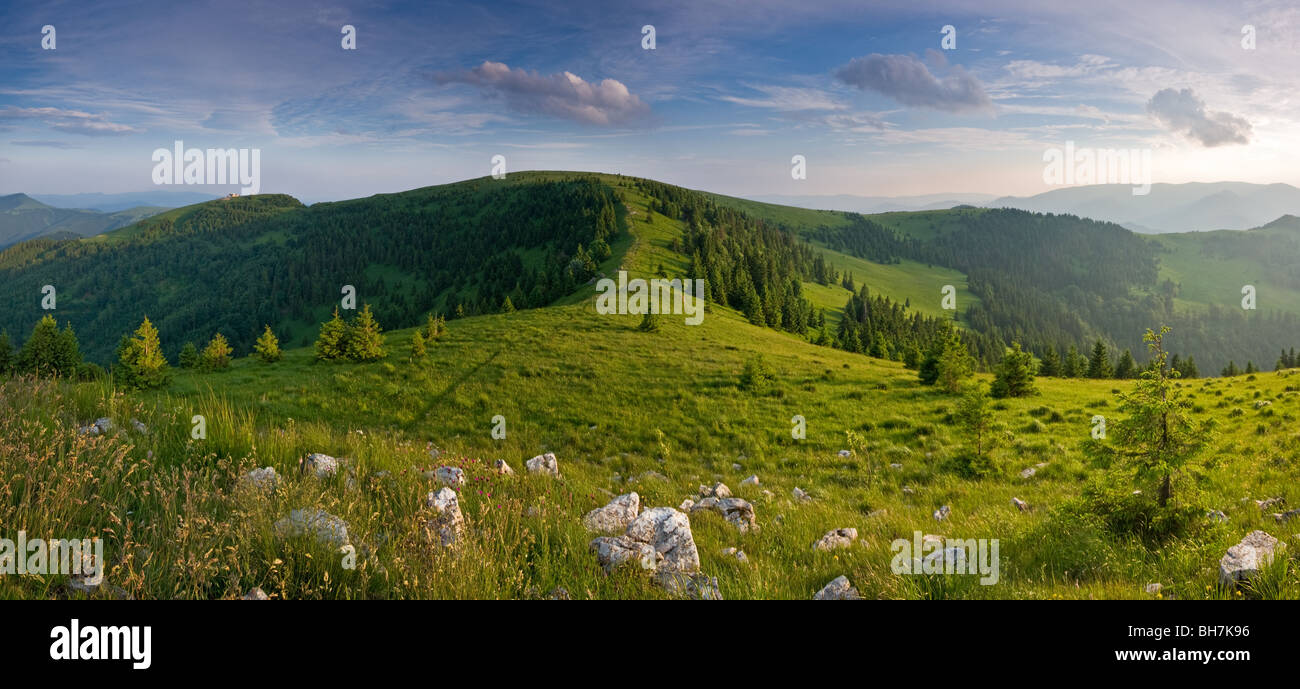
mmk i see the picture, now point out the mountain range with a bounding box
[0,193,170,248]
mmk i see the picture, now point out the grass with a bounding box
[4,298,1299,599]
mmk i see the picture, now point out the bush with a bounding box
[739,356,776,393]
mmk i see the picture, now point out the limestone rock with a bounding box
[425,487,465,547]
[792,487,812,503]
[813,575,861,600]
[494,459,514,475]
[432,466,465,487]
[625,507,701,573]
[1011,497,1029,512]
[814,528,859,551]
[582,492,640,533]
[274,508,350,547]
[242,588,270,600]
[301,453,342,478]
[740,474,760,487]
[1219,530,1281,586]
[241,466,280,492]
[933,505,951,521]
[526,452,560,477]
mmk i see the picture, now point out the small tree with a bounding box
[200,332,233,370]
[253,325,281,363]
[1085,327,1214,508]
[117,316,171,389]
[18,315,81,378]
[1037,345,1060,377]
[936,335,974,394]
[991,342,1036,398]
[345,303,386,361]
[1087,339,1112,378]
[957,383,996,467]
[501,296,516,314]
[422,313,445,341]
[177,342,200,369]
[410,329,427,360]
[1114,349,1137,379]
[315,307,348,361]
[637,311,661,332]
[739,355,776,393]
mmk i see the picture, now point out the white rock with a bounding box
[813,575,861,600]
[624,507,700,573]
[1219,530,1281,586]
[814,528,858,551]
[1207,510,1229,523]
[494,459,515,475]
[526,452,560,477]
[792,487,812,503]
[241,466,280,492]
[301,453,341,478]
[1144,583,1162,595]
[692,496,758,533]
[837,450,852,458]
[678,498,695,512]
[656,571,723,600]
[933,505,951,521]
[1011,497,1029,512]
[130,418,147,434]
[582,492,640,533]
[740,474,760,487]
[889,463,903,470]
[589,536,657,572]
[274,508,350,547]
[425,487,465,547]
[242,588,270,600]
[1019,467,1036,479]
[433,466,465,487]
[699,482,731,499]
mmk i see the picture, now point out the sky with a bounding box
[1,0,1298,202]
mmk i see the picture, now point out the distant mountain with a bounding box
[988,182,1300,233]
[29,191,220,213]
[746,192,999,214]
[0,193,170,248]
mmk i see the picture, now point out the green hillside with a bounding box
[0,193,169,248]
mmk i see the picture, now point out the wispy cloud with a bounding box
[0,106,139,136]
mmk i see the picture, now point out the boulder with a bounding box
[625,507,701,573]
[657,571,723,600]
[699,482,731,499]
[678,498,695,512]
[740,474,760,487]
[590,536,657,572]
[814,528,858,551]
[1218,530,1281,586]
[425,487,465,547]
[494,459,514,475]
[813,575,861,600]
[526,452,560,477]
[1274,508,1300,524]
[242,588,270,600]
[274,508,350,547]
[582,492,640,533]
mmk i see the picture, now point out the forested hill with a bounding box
[0,175,622,362]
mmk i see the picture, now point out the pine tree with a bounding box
[1245,361,1258,374]
[1222,361,1239,377]
[991,342,1036,398]
[1181,355,1199,379]
[178,342,200,369]
[410,329,427,360]
[936,333,974,394]
[315,307,348,361]
[1114,349,1137,379]
[501,296,516,314]
[200,332,233,370]
[1087,339,1112,378]
[1085,327,1214,508]
[422,313,445,341]
[116,316,171,389]
[253,325,281,363]
[1062,345,1081,378]
[957,383,995,465]
[345,303,386,361]
[1037,346,1060,377]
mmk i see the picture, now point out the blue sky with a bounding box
[1,0,1297,202]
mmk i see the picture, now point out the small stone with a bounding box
[1019,467,1036,479]
[1275,508,1300,524]
[699,482,731,499]
[792,487,812,502]
[432,466,465,487]
[241,466,280,492]
[740,474,760,487]
[494,459,515,475]
[889,463,903,470]
[814,528,858,551]
[902,486,915,496]
[1144,583,1162,595]
[1207,510,1229,523]
[731,463,742,472]
[1256,497,1285,511]
[678,498,695,512]
[301,453,341,478]
[933,505,951,521]
[526,452,560,477]
[1011,497,1029,512]
[274,508,350,547]
[837,449,852,458]
[241,588,270,600]
[130,418,148,434]
[813,575,860,600]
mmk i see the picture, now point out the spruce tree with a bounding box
[957,383,995,466]
[18,315,78,378]
[1085,327,1214,508]
[501,296,516,314]
[1062,345,1081,378]
[345,304,386,361]
[410,329,427,360]
[0,331,11,375]
[178,342,200,369]
[117,316,171,389]
[1037,345,1060,377]
[315,307,348,361]
[1114,349,1137,379]
[1087,339,1112,378]
[200,332,233,370]
[991,342,1036,398]
[253,325,281,363]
